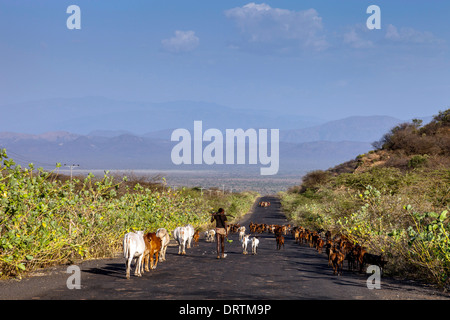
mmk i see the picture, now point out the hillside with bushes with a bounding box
[280,109,450,288]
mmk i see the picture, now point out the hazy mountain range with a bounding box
[0,97,322,135]
[0,97,429,174]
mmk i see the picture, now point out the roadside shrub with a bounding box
[298,170,331,193]
[403,209,450,287]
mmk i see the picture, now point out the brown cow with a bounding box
[142,232,162,272]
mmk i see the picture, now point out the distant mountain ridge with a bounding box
[0,114,405,145]
[0,115,406,174]
[0,131,372,174]
[0,131,80,143]
[279,115,403,143]
[0,96,431,174]
[0,97,323,135]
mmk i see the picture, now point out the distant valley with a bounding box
[0,97,431,179]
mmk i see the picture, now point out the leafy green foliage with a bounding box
[405,209,450,286]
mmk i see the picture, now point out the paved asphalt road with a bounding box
[1,196,448,301]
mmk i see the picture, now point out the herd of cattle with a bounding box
[122,217,387,279]
[123,225,199,279]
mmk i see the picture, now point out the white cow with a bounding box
[186,224,195,249]
[156,228,170,262]
[173,224,195,255]
[251,237,260,255]
[123,231,146,279]
[241,234,250,255]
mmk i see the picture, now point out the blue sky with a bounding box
[0,0,449,121]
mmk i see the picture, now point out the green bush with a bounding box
[334,167,405,194]
[408,154,429,168]
[298,170,331,193]
[402,209,450,286]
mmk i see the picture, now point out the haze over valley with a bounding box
[0,97,434,192]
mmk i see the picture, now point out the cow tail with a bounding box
[123,235,130,259]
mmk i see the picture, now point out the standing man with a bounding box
[211,208,228,259]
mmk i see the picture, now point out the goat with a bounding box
[205,229,216,242]
[238,226,246,242]
[251,237,259,255]
[241,234,250,254]
[249,222,257,234]
[193,229,200,247]
[330,248,345,275]
[293,228,300,243]
[316,237,324,254]
[361,253,388,274]
[276,233,285,250]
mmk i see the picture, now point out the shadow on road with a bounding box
[84,263,124,279]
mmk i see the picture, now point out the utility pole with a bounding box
[64,164,79,181]
[222,184,225,195]
[200,187,206,196]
